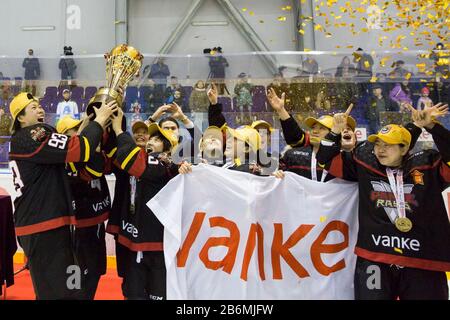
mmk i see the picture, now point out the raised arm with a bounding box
[267,87,308,147]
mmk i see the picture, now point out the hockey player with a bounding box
[207,83,276,175]
[105,120,149,297]
[8,92,115,299]
[110,109,179,300]
[56,115,111,299]
[316,103,450,299]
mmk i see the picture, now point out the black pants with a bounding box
[354,256,449,300]
[122,251,166,300]
[114,240,132,298]
[73,224,106,300]
[18,226,79,300]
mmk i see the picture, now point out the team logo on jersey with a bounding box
[370,181,418,223]
[410,170,424,185]
[29,127,46,142]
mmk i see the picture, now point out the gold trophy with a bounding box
[86,44,143,118]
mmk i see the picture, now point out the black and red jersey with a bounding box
[66,151,111,228]
[317,123,450,271]
[9,121,103,236]
[113,132,179,252]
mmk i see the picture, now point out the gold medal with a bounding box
[395,217,412,232]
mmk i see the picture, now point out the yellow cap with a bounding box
[251,120,274,133]
[368,124,412,147]
[202,126,224,140]
[131,121,148,133]
[305,115,334,130]
[226,126,261,152]
[148,123,178,150]
[305,114,357,131]
[10,92,39,122]
[56,115,81,134]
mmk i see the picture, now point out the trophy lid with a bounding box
[110,44,143,61]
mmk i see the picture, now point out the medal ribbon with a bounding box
[386,168,406,220]
[311,151,328,182]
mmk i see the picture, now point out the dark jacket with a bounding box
[9,122,103,236]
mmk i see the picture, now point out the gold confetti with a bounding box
[394,247,403,254]
[299,29,305,35]
[320,216,327,222]
[370,76,378,83]
[277,16,287,22]
[325,32,332,38]
[242,8,247,12]
[380,56,391,67]
[249,11,254,16]
[364,60,371,68]
[304,48,311,52]
[405,73,412,80]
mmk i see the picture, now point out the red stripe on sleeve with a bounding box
[128,149,147,178]
[440,162,450,183]
[65,136,82,163]
[304,132,310,147]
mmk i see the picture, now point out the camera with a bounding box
[203,47,222,55]
[63,46,73,56]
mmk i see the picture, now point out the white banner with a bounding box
[148,164,359,300]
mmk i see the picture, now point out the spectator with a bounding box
[22,49,40,80]
[301,57,319,75]
[189,80,209,130]
[388,60,414,79]
[353,48,374,77]
[335,56,355,78]
[56,89,79,121]
[173,90,188,113]
[389,79,413,112]
[130,101,144,124]
[165,76,183,101]
[165,76,185,111]
[58,46,77,83]
[207,47,229,95]
[144,57,170,88]
[0,84,12,110]
[417,87,433,111]
[141,79,165,114]
[0,106,12,143]
[234,72,254,122]
[430,42,450,77]
[366,83,395,134]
